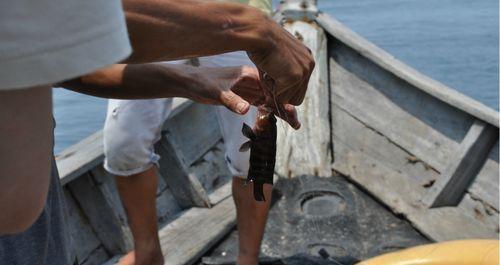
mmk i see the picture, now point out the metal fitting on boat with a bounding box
[278,0,318,22]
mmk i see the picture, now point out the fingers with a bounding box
[284,104,300,129]
[231,66,267,105]
[272,103,301,130]
[219,90,250,115]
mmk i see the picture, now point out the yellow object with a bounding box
[358,240,499,265]
[226,0,273,15]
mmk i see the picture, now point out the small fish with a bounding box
[240,106,277,201]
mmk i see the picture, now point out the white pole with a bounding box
[274,0,332,177]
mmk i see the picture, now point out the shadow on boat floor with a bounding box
[199,175,429,265]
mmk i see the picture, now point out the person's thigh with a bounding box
[200,52,259,177]
[103,98,173,176]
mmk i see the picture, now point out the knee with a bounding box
[103,131,158,176]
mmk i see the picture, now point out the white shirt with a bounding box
[0,0,132,89]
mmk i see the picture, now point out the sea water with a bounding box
[53,0,499,153]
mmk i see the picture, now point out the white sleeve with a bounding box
[0,0,131,90]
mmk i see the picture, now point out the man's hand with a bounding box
[188,66,301,129]
[248,20,315,106]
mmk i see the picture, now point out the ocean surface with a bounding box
[53,0,499,154]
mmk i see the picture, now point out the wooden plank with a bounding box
[90,166,135,250]
[208,181,232,205]
[156,188,183,224]
[63,189,106,264]
[155,176,183,224]
[162,103,222,167]
[328,40,473,173]
[156,135,211,209]
[67,173,128,255]
[334,144,497,241]
[469,141,499,210]
[188,141,233,194]
[159,197,236,265]
[424,121,499,207]
[56,131,103,185]
[331,104,497,241]
[317,13,499,127]
[155,172,183,224]
[331,103,440,186]
[275,20,332,178]
[91,166,128,222]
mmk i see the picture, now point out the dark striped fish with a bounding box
[240,106,277,201]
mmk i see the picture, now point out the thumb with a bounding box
[220,90,250,115]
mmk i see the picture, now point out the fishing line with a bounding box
[264,73,290,138]
[266,75,326,258]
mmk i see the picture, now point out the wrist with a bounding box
[222,4,276,53]
[246,9,277,52]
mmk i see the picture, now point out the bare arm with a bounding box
[62,63,301,128]
[62,63,262,114]
[0,86,53,234]
[123,0,314,105]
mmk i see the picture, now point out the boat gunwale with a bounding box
[316,12,499,128]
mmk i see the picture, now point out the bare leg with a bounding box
[232,177,272,265]
[115,166,164,265]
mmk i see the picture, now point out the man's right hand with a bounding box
[248,18,315,106]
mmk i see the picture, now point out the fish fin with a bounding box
[239,141,251,152]
[241,123,255,139]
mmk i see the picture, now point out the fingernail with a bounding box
[237,102,248,113]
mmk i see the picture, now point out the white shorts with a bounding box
[103,52,257,177]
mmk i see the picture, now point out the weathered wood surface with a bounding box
[424,121,499,207]
[330,103,440,187]
[188,141,233,195]
[155,171,184,224]
[162,103,222,167]
[208,181,232,205]
[328,35,473,173]
[64,189,108,264]
[317,13,499,127]
[67,173,128,255]
[325,11,499,240]
[159,197,236,265]
[57,131,103,185]
[90,166,135,251]
[156,134,211,209]
[331,104,498,241]
[275,20,332,178]
[468,141,500,210]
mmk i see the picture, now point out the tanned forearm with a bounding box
[61,62,265,115]
[62,64,196,100]
[123,0,271,63]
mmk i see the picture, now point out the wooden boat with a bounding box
[55,0,499,264]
